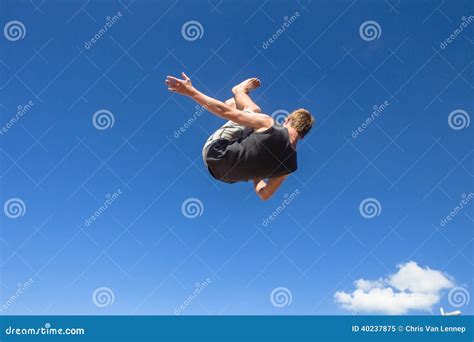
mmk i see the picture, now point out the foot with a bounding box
[232,78,261,94]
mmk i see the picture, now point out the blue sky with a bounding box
[0,0,472,315]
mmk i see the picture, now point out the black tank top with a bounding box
[205,124,297,183]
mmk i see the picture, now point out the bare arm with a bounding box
[253,175,287,201]
[166,72,272,130]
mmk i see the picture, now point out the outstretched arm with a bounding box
[166,73,272,130]
[253,175,287,201]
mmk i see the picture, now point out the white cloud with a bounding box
[334,261,455,314]
[354,279,384,291]
[389,261,454,294]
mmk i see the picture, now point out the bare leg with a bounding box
[225,98,236,108]
[232,78,261,113]
[203,90,256,162]
[203,97,247,162]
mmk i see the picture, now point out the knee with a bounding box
[225,99,236,107]
[248,105,261,113]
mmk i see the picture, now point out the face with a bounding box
[283,117,300,139]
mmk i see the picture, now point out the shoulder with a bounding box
[254,114,274,132]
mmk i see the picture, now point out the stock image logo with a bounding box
[448,109,470,130]
[262,11,300,49]
[359,198,381,218]
[174,104,206,139]
[92,287,115,308]
[181,21,204,41]
[4,20,26,41]
[84,11,123,50]
[440,16,474,50]
[271,109,289,125]
[448,286,470,308]
[439,193,473,227]
[92,109,115,130]
[359,20,381,41]
[0,278,34,313]
[84,190,122,227]
[174,278,212,315]
[262,189,300,227]
[3,197,26,219]
[0,101,35,136]
[270,287,293,308]
[351,101,390,139]
[181,197,204,219]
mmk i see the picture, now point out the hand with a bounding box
[165,72,195,96]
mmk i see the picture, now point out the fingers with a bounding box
[181,72,190,81]
[165,78,180,89]
[165,72,190,93]
[166,73,190,84]
[166,83,177,91]
[166,76,182,85]
[165,79,177,92]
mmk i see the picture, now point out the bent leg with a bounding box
[202,105,246,164]
[203,81,260,164]
[233,91,261,113]
[227,95,261,114]
[225,98,236,108]
[232,78,262,112]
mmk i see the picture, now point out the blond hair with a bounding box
[288,108,315,138]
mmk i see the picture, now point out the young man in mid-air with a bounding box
[166,73,315,200]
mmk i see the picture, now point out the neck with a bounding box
[285,126,299,149]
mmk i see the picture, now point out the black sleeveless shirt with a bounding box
[205,124,297,183]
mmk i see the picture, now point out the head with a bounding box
[283,108,315,139]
